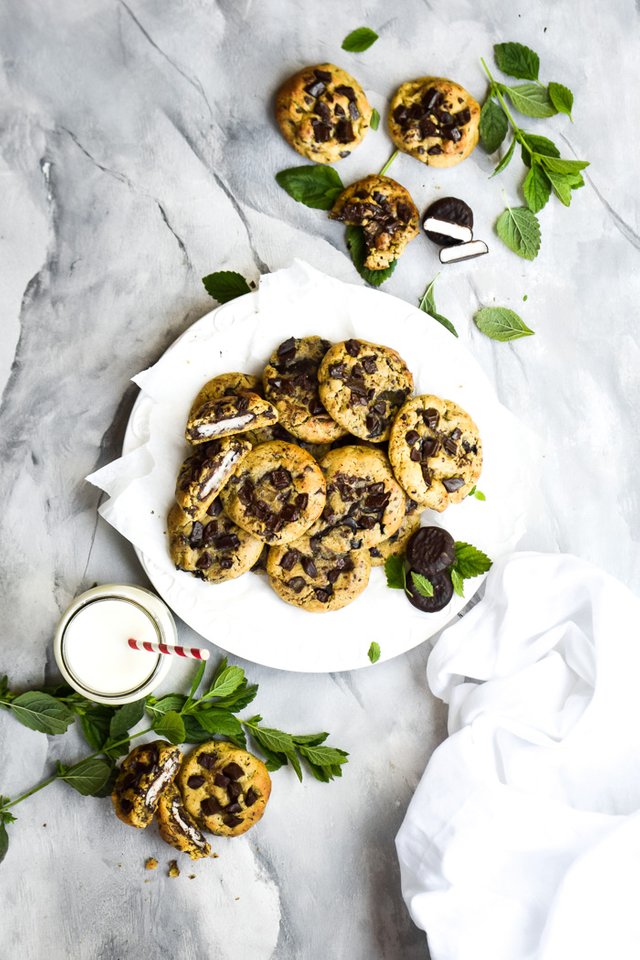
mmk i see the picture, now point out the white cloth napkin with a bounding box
[396,552,640,960]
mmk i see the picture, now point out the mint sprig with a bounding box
[202,270,252,303]
[418,276,458,338]
[275,165,344,210]
[450,541,493,597]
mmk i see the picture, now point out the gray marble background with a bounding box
[1,0,638,957]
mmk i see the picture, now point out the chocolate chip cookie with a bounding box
[318,339,414,442]
[388,395,482,510]
[308,446,405,553]
[329,175,419,270]
[263,336,346,444]
[368,498,421,566]
[186,392,278,444]
[167,501,264,582]
[112,741,182,829]
[156,784,212,860]
[275,63,372,164]
[388,77,480,167]
[188,373,263,422]
[219,440,326,544]
[178,742,271,838]
[267,535,370,612]
[175,437,252,521]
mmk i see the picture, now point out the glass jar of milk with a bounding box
[54,584,176,704]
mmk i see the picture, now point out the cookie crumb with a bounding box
[188,874,196,880]
[212,853,219,859]
[145,858,158,871]
[168,860,180,878]
[235,897,240,901]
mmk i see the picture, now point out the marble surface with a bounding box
[1,1,638,958]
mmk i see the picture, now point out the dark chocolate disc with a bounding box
[405,569,454,613]
[423,197,474,247]
[406,526,456,577]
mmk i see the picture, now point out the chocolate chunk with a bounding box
[314,587,332,603]
[312,119,332,142]
[226,802,242,815]
[244,788,258,806]
[419,117,437,139]
[335,119,355,143]
[443,477,465,493]
[365,492,389,510]
[334,102,346,117]
[214,773,230,789]
[196,552,212,570]
[396,202,413,223]
[280,549,299,572]
[335,84,356,101]
[223,814,243,828]
[287,576,306,593]
[422,87,443,111]
[301,556,318,578]
[462,440,478,455]
[405,569,454,613]
[443,437,458,456]
[314,68,332,82]
[348,100,360,120]
[422,407,440,428]
[420,464,432,485]
[358,514,377,530]
[372,401,386,415]
[448,126,462,143]
[280,502,300,522]
[450,428,462,440]
[270,467,292,489]
[326,567,342,583]
[219,556,233,570]
[121,773,136,790]
[368,482,385,494]
[455,107,471,125]
[421,436,439,458]
[339,150,351,158]
[214,533,241,551]
[315,100,331,122]
[304,79,326,97]
[329,363,346,379]
[406,526,456,577]
[438,110,454,125]
[345,339,361,357]
[407,102,424,121]
[236,395,249,412]
[228,781,243,799]
[119,798,133,814]
[410,448,422,463]
[222,762,244,781]
[207,498,223,517]
[378,388,408,406]
[427,145,443,155]
[365,414,383,437]
[189,521,204,547]
[393,104,408,124]
[296,493,309,510]
[198,752,218,769]
[361,356,377,374]
[201,797,222,816]
[405,429,420,446]
[277,336,296,358]
[187,775,205,789]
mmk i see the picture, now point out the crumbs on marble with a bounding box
[188,874,196,880]
[168,860,180,878]
[145,857,159,871]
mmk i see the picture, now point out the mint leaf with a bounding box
[276,165,344,210]
[490,136,516,177]
[188,662,206,700]
[494,42,540,81]
[545,169,574,206]
[145,694,187,718]
[473,489,486,501]
[10,692,74,736]
[57,757,114,797]
[181,714,214,744]
[548,82,574,120]
[418,277,458,337]
[152,710,185,745]
[539,156,589,175]
[207,662,245,700]
[192,708,244,741]
[384,554,406,589]
[109,699,146,740]
[370,107,380,131]
[79,705,116,751]
[247,725,295,757]
[479,98,508,153]
[410,572,434,598]
[451,567,465,598]
[342,26,378,52]
[521,133,560,167]
[504,83,556,119]
[0,821,9,864]
[368,642,381,664]
[297,745,349,768]
[496,206,540,260]
[523,164,552,213]
[212,683,259,713]
[345,226,397,286]
[292,732,329,746]
[474,306,534,341]
[202,271,251,304]
[453,542,493,579]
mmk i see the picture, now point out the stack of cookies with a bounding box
[167,335,482,614]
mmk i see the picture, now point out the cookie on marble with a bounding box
[388,77,480,168]
[188,373,262,422]
[167,501,264,582]
[267,535,370,612]
[307,446,405,554]
[156,783,212,860]
[175,437,252,521]
[329,175,419,270]
[220,440,326,545]
[275,63,372,164]
[111,741,182,829]
[368,498,421,566]
[388,395,482,510]
[318,339,414,442]
[185,392,278,444]
[178,741,271,838]
[263,336,346,444]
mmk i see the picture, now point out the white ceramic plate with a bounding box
[112,263,534,673]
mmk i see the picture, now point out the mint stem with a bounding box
[379,149,399,177]
[480,58,531,155]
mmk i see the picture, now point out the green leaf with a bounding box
[495,206,541,261]
[345,226,397,287]
[410,572,434,598]
[451,567,465,598]
[521,133,560,167]
[292,732,329,746]
[418,277,458,337]
[297,744,349,768]
[275,165,344,210]
[192,708,244,741]
[494,41,540,81]
[10,692,74,736]
[341,26,379,52]
[181,714,214,744]
[479,98,508,153]
[57,757,114,797]
[453,542,493,579]
[0,675,8,698]
[474,306,535,341]
[145,694,187,718]
[248,725,295,757]
[152,711,186,745]
[207,663,245,700]
[490,136,516,177]
[0,821,9,865]
[202,270,251,304]
[504,83,557,119]
[188,662,206,700]
[545,169,574,206]
[539,156,589,175]
[384,554,406,590]
[370,107,380,131]
[523,164,552,214]
[213,683,258,713]
[474,489,486,501]
[548,81,574,119]
[109,699,146,740]
[79,706,115,751]
[368,642,381,664]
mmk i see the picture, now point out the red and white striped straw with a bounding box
[127,638,210,661]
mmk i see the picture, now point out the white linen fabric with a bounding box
[396,552,640,960]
